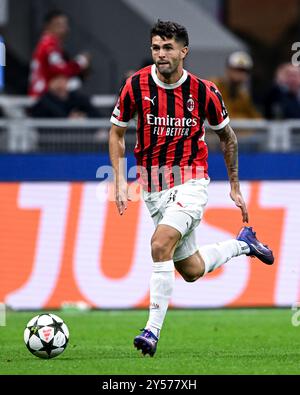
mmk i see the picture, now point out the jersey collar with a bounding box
[151,64,188,89]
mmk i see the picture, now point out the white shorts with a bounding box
[143,178,210,262]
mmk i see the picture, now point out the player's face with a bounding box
[151,36,188,77]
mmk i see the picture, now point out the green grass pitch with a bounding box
[0,309,299,375]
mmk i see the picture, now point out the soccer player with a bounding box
[109,20,274,357]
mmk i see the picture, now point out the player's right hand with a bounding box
[115,179,129,215]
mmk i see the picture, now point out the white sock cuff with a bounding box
[153,260,174,272]
[199,239,242,276]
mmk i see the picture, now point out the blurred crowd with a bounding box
[211,51,300,121]
[15,11,300,124]
[18,8,300,125]
[20,9,300,123]
[265,62,300,119]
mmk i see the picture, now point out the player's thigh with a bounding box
[173,230,205,280]
[151,204,195,255]
[174,251,205,281]
[152,206,199,260]
[151,224,181,255]
[144,198,181,258]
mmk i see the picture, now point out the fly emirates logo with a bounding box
[146,114,198,137]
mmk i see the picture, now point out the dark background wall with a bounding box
[3,0,152,94]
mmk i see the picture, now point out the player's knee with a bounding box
[151,240,168,260]
[151,237,174,261]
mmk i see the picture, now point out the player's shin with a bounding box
[199,239,250,275]
[145,260,175,338]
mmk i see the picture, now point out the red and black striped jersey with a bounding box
[110,64,230,191]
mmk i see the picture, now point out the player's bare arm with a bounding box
[217,123,249,223]
[109,124,128,216]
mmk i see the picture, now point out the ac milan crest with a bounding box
[186,96,195,112]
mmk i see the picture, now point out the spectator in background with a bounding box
[29,10,90,97]
[212,51,261,119]
[29,74,102,118]
[265,63,300,119]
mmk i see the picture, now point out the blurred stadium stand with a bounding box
[0,0,299,154]
[123,0,245,77]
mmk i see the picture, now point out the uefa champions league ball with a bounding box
[24,313,69,359]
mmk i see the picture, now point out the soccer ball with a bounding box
[24,313,69,359]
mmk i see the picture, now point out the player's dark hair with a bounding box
[151,20,189,47]
[44,9,68,25]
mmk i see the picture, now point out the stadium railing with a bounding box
[0,95,299,153]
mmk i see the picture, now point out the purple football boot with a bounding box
[134,329,158,357]
[237,226,274,265]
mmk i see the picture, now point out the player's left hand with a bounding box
[115,178,129,216]
[230,183,249,223]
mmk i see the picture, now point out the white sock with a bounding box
[145,260,175,338]
[199,239,250,275]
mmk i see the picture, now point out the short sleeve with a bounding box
[110,80,136,128]
[206,83,230,131]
